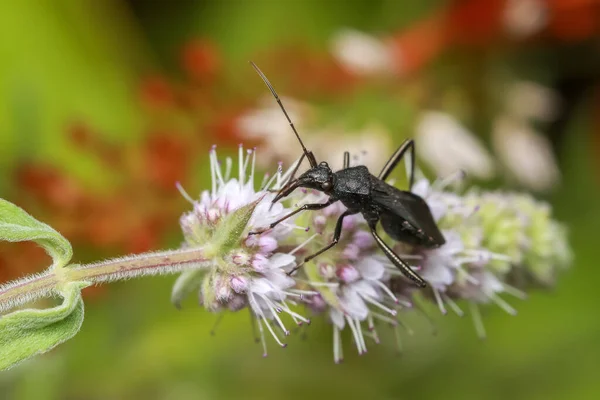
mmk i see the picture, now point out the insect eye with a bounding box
[321,181,332,191]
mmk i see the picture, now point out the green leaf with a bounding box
[0,198,73,269]
[0,281,89,371]
[208,197,262,256]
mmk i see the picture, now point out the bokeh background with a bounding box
[1,1,600,399]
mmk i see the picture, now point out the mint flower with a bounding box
[172,146,571,360]
[173,146,311,355]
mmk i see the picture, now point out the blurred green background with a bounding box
[1,1,600,399]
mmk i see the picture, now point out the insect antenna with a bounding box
[249,61,318,168]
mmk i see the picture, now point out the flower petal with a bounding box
[354,256,385,280]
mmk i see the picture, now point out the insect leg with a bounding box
[248,198,336,235]
[378,139,415,190]
[288,210,356,275]
[343,151,350,169]
[369,223,427,288]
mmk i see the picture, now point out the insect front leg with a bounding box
[378,139,415,190]
[248,198,336,235]
[287,210,357,276]
[368,222,427,288]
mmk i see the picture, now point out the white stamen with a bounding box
[259,173,270,190]
[242,149,252,185]
[462,249,513,262]
[346,316,365,354]
[281,301,311,324]
[276,162,283,189]
[211,151,225,187]
[432,170,466,191]
[264,169,279,190]
[489,293,518,315]
[210,149,217,197]
[257,317,268,357]
[289,288,322,294]
[442,293,464,316]
[175,182,195,204]
[238,145,244,183]
[396,297,413,308]
[361,329,380,343]
[263,317,287,348]
[372,280,399,303]
[457,267,480,284]
[502,283,528,300]
[367,314,375,330]
[356,318,367,351]
[248,292,286,346]
[361,295,397,316]
[224,157,233,181]
[469,302,486,339]
[288,233,318,255]
[281,222,310,231]
[249,149,257,189]
[257,293,290,335]
[371,312,398,326]
[333,326,342,363]
[432,288,447,315]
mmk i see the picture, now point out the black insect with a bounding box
[248,62,445,288]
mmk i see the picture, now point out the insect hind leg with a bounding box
[369,222,426,288]
[378,139,415,190]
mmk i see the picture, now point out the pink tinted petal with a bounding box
[442,230,464,254]
[342,243,360,260]
[336,264,360,283]
[354,256,385,280]
[249,278,275,294]
[480,272,503,294]
[264,269,295,290]
[353,230,374,249]
[421,263,453,289]
[339,287,369,320]
[200,190,211,206]
[352,280,379,299]
[252,254,269,272]
[330,308,346,330]
[230,276,249,293]
[258,236,278,253]
[342,215,356,230]
[268,253,296,270]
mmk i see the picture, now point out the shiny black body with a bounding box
[249,62,445,287]
[336,166,444,249]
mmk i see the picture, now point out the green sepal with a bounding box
[207,197,261,256]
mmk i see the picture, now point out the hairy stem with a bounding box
[0,247,210,314]
[0,271,59,314]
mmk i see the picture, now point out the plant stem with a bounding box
[0,271,59,314]
[0,247,210,314]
